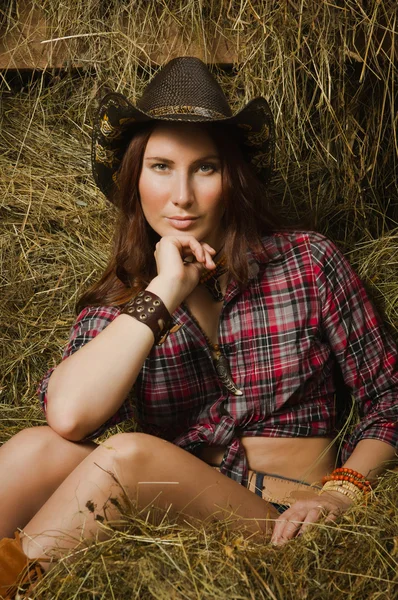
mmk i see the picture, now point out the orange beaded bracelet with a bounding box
[321,468,372,493]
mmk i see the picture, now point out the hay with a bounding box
[29,473,398,599]
[349,232,398,328]
[0,1,397,598]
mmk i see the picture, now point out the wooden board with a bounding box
[0,2,237,70]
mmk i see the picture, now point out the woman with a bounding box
[0,57,397,596]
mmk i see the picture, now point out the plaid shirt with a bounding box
[37,232,398,485]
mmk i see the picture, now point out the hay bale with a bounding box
[0,1,397,597]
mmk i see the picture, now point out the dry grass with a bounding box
[30,475,398,600]
[0,1,397,598]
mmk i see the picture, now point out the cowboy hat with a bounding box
[91,56,275,200]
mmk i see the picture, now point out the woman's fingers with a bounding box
[177,237,217,273]
[297,506,329,535]
[153,235,219,301]
[202,243,217,255]
[187,238,205,263]
[297,504,340,536]
[203,250,216,269]
[271,498,344,545]
[201,243,217,267]
[186,238,216,268]
[324,510,339,523]
[271,505,308,545]
[156,236,215,265]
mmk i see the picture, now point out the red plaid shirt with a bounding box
[37,232,398,485]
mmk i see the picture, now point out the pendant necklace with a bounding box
[183,304,243,397]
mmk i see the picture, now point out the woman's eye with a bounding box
[199,164,217,173]
[150,163,217,172]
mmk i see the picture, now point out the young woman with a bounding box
[0,57,397,596]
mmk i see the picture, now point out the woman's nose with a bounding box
[172,172,194,206]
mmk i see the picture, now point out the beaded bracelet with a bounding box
[322,468,372,493]
[120,290,173,345]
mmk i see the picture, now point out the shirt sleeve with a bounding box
[36,305,136,441]
[311,234,398,462]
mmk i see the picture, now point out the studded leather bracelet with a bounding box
[120,290,173,345]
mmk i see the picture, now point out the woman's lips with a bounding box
[166,217,198,230]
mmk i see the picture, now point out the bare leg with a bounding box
[0,426,96,538]
[22,433,278,565]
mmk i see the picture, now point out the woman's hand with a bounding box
[148,235,217,312]
[271,489,354,546]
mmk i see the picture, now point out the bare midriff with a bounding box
[197,436,337,485]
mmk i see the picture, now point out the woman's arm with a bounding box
[341,438,396,482]
[45,276,178,441]
[272,235,398,544]
[45,236,216,442]
[271,439,396,545]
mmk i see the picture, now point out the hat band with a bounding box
[145,105,228,119]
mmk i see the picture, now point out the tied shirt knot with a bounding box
[174,415,249,486]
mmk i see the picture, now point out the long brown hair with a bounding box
[76,121,283,314]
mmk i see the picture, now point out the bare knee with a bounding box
[91,433,177,518]
[98,432,157,457]
[1,425,96,464]
[95,432,165,473]
[2,426,60,454]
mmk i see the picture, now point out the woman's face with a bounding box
[138,122,225,250]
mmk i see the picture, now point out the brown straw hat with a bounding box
[92,56,275,201]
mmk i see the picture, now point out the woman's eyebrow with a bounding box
[144,154,220,163]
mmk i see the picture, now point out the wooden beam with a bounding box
[0,4,67,69]
[0,2,237,71]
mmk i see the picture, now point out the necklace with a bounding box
[199,255,228,302]
[184,304,243,397]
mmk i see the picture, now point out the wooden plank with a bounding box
[0,2,237,71]
[2,2,394,73]
[0,4,68,69]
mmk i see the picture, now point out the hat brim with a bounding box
[92,93,275,200]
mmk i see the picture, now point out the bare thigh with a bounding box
[23,432,279,563]
[0,426,96,537]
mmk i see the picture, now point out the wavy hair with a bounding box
[76,121,283,314]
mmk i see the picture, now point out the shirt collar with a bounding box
[247,234,284,280]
